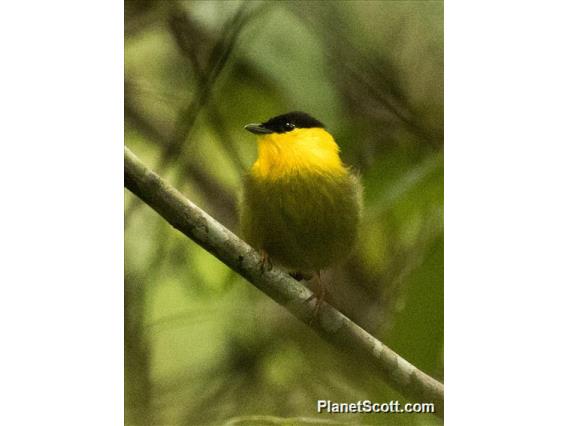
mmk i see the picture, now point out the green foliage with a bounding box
[125,1,443,425]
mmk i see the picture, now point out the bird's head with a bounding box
[244,111,325,135]
[244,111,343,178]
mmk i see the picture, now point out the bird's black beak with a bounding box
[244,123,272,134]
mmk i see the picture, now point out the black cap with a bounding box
[245,111,325,135]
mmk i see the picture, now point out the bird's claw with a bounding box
[305,272,325,325]
[259,250,272,274]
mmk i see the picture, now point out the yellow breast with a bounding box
[251,127,348,179]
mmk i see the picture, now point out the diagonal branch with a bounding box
[124,146,444,418]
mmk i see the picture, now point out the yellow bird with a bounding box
[240,111,362,300]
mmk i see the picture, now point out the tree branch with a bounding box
[124,146,444,418]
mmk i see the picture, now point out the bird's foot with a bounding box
[305,271,325,325]
[259,249,272,274]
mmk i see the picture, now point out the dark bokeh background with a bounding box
[125,1,443,425]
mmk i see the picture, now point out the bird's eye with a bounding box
[284,122,295,130]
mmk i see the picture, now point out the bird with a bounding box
[240,111,362,307]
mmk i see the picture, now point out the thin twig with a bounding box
[124,146,444,418]
[159,3,255,171]
[167,5,248,172]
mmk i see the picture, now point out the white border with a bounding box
[0,2,123,424]
[446,1,568,424]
